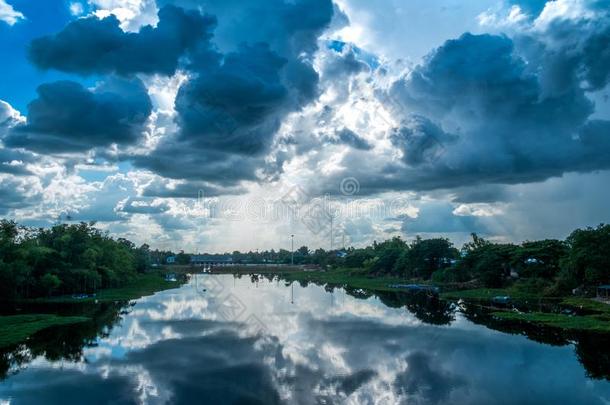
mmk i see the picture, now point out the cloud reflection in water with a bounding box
[1,275,610,404]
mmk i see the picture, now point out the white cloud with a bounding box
[88,0,158,31]
[477,5,528,29]
[69,2,85,16]
[335,0,488,62]
[453,203,504,217]
[0,0,24,26]
[0,99,25,136]
[534,0,597,30]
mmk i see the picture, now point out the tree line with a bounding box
[3,219,609,299]
[0,220,152,300]
[222,224,610,295]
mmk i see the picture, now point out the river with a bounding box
[1,274,609,404]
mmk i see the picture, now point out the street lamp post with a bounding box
[291,234,294,265]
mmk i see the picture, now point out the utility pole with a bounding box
[330,215,333,251]
[290,234,294,265]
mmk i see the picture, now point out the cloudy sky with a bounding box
[1,0,609,252]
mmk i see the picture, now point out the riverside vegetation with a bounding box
[1,219,610,347]
[0,220,181,348]
[214,224,610,334]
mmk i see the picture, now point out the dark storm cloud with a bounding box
[0,147,37,175]
[112,332,283,404]
[303,12,610,199]
[29,5,216,76]
[5,78,152,153]
[0,369,138,405]
[450,185,510,204]
[141,177,246,198]
[582,25,610,90]
[18,1,336,190]
[323,30,610,197]
[325,128,372,150]
[159,0,333,56]
[322,41,371,80]
[389,116,456,166]
[133,0,334,186]
[133,144,261,188]
[175,43,289,155]
[394,352,465,404]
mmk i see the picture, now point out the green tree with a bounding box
[176,251,191,265]
[458,234,517,288]
[559,224,610,289]
[512,239,567,279]
[344,247,375,268]
[399,237,458,279]
[370,237,407,275]
[39,273,61,297]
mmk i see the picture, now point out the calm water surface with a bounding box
[1,274,610,404]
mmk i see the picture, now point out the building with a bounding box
[190,254,233,266]
[597,285,610,300]
[166,256,176,264]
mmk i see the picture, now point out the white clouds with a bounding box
[88,0,158,31]
[0,0,23,25]
[4,0,610,251]
[477,5,528,29]
[335,0,488,61]
[452,203,504,218]
[0,99,25,134]
[0,174,43,214]
[534,0,598,30]
[69,2,85,16]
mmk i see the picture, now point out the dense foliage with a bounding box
[223,224,610,294]
[3,219,609,299]
[0,220,150,300]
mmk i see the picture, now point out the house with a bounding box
[190,254,233,266]
[166,256,176,264]
[597,285,610,300]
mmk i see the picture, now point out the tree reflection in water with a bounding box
[0,301,125,379]
[1,274,609,384]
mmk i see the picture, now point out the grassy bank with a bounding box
[441,289,610,333]
[0,314,90,348]
[440,288,543,301]
[212,266,610,334]
[28,272,184,303]
[1,273,184,349]
[272,267,422,292]
[561,297,610,313]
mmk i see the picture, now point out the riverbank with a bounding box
[0,314,90,349]
[210,266,610,334]
[24,272,184,303]
[212,266,429,292]
[0,272,185,349]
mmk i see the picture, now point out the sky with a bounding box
[0,0,609,253]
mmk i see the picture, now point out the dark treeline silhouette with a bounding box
[0,220,153,300]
